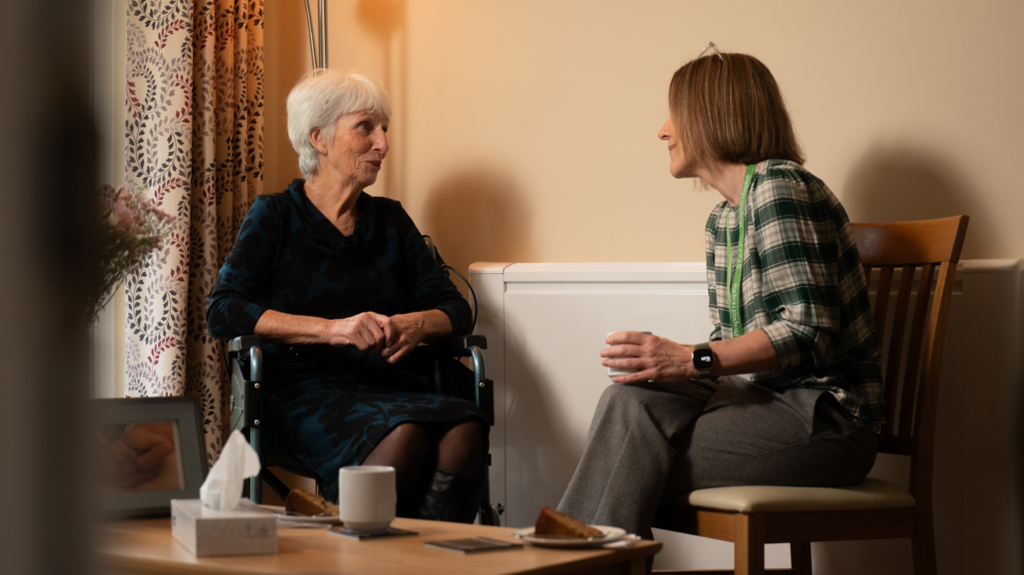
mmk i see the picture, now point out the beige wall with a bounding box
[94,2,1022,395]
[265,0,1023,280]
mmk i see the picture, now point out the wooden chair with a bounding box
[652,215,969,575]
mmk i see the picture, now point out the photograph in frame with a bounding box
[92,397,207,517]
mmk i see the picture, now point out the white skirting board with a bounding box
[470,259,1022,575]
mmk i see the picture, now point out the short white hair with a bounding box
[287,70,392,178]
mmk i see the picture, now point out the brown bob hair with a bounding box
[669,51,804,167]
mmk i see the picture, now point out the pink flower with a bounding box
[90,182,175,324]
[114,200,134,231]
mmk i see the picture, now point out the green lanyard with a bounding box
[725,164,757,337]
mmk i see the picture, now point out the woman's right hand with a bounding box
[602,331,696,384]
[324,312,389,355]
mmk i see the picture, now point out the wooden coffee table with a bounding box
[96,516,660,575]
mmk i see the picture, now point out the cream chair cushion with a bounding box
[684,478,916,514]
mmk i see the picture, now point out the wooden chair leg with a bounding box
[790,542,812,575]
[912,511,937,575]
[735,514,765,575]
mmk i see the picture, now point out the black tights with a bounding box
[361,418,487,507]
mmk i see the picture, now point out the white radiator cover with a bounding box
[471,259,1022,575]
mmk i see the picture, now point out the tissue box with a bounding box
[171,499,277,557]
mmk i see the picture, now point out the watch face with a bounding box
[693,350,714,369]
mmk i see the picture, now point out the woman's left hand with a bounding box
[601,331,697,384]
[375,310,453,364]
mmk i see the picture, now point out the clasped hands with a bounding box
[324,311,430,364]
[601,331,698,384]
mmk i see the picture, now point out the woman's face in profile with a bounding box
[322,110,390,188]
[658,115,695,179]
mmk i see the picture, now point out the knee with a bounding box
[601,383,635,401]
[388,423,430,450]
[437,418,487,470]
[596,383,645,413]
[447,418,487,451]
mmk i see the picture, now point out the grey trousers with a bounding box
[557,377,877,539]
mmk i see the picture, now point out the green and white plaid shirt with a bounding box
[704,159,885,432]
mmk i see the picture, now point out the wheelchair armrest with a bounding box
[227,335,264,432]
[426,335,493,425]
[226,335,268,503]
[426,335,487,381]
[444,334,487,352]
[227,335,263,355]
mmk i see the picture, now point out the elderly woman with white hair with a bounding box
[208,70,487,523]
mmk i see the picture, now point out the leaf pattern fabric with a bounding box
[123,0,264,467]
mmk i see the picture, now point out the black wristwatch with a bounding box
[692,342,714,379]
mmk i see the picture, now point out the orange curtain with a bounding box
[123,0,264,465]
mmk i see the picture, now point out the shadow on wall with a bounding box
[421,168,534,283]
[264,1,312,194]
[355,0,407,203]
[842,145,987,258]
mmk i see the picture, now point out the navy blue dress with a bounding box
[207,180,483,494]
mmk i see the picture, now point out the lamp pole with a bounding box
[303,0,328,69]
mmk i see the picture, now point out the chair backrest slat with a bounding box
[872,266,894,352]
[852,215,968,500]
[882,265,914,434]
[897,262,935,438]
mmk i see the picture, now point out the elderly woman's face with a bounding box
[318,110,389,188]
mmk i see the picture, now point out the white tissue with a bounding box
[200,430,261,511]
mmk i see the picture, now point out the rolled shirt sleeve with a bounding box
[705,160,885,431]
[753,179,843,373]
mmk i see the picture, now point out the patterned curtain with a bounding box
[124,0,264,466]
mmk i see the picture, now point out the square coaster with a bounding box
[327,525,418,539]
[425,537,524,554]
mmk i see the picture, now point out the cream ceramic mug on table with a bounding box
[606,331,652,379]
[338,465,396,533]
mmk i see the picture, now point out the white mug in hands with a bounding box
[338,465,396,533]
[605,331,652,379]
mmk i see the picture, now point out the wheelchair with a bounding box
[227,334,500,525]
[225,238,501,525]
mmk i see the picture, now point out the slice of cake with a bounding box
[534,506,603,538]
[284,488,338,516]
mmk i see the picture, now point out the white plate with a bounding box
[276,513,339,525]
[263,505,340,524]
[513,525,626,548]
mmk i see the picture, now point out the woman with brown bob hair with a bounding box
[558,44,884,545]
[668,50,804,167]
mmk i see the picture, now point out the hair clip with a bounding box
[699,41,724,62]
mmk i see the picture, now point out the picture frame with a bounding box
[93,396,208,518]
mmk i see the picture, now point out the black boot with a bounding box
[417,468,484,524]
